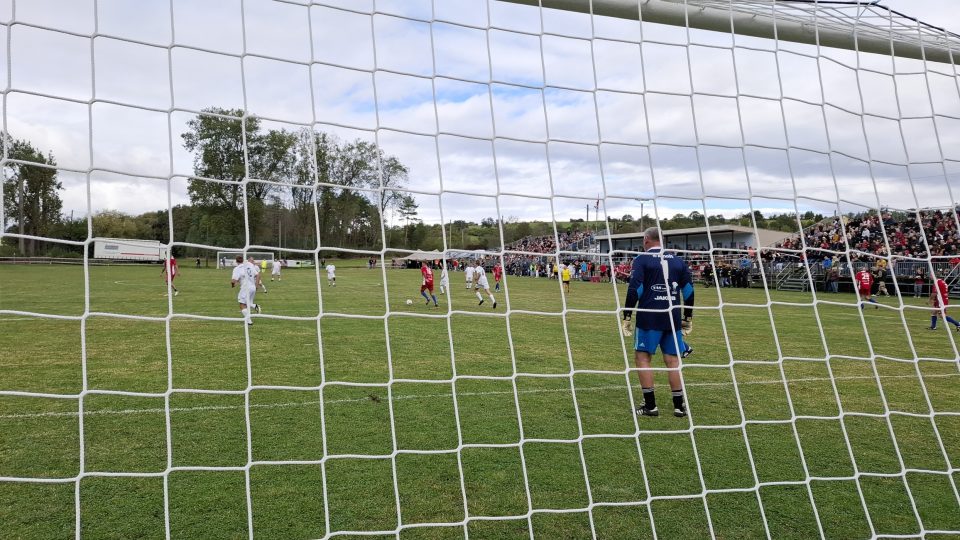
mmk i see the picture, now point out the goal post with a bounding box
[501,0,960,63]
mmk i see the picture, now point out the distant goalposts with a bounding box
[215,251,275,269]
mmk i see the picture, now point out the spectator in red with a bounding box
[914,267,925,298]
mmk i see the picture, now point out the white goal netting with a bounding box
[1,0,960,538]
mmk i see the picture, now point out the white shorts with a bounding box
[238,287,255,305]
[327,273,335,280]
[272,269,280,275]
[466,276,473,282]
[476,277,490,290]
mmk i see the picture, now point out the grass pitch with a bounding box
[1,262,959,539]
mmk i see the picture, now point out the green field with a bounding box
[1,262,959,539]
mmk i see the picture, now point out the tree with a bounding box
[397,195,419,225]
[92,210,150,239]
[708,214,727,226]
[2,137,63,256]
[397,194,419,247]
[296,131,409,247]
[621,214,633,222]
[181,108,297,245]
[481,217,497,228]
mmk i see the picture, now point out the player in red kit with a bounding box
[161,256,179,296]
[493,263,503,292]
[420,262,439,307]
[855,268,877,309]
[928,271,960,330]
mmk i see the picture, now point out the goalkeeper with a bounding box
[620,227,695,418]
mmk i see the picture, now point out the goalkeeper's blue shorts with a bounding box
[634,328,686,356]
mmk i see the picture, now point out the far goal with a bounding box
[215,251,275,269]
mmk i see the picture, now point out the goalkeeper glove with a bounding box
[620,314,633,338]
[681,318,693,336]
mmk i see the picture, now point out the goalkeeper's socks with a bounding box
[642,387,656,410]
[431,294,438,306]
[931,316,938,329]
[672,390,685,411]
[421,291,430,302]
[946,316,960,327]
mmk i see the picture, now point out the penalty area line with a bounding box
[0,372,957,420]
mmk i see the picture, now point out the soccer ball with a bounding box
[405,299,413,306]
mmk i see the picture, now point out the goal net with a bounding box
[1,0,959,538]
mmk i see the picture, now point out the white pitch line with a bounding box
[0,372,957,420]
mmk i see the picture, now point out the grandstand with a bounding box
[595,225,793,253]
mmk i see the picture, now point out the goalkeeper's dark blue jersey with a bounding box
[624,248,694,332]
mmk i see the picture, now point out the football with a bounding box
[405,299,413,305]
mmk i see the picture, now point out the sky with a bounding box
[4,0,960,235]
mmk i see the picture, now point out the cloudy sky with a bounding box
[5,0,960,236]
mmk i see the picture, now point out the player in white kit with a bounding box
[231,255,258,325]
[464,262,475,290]
[326,263,336,287]
[247,257,265,309]
[439,264,449,294]
[473,263,497,308]
[271,259,282,281]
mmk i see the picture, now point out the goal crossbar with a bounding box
[499,0,960,64]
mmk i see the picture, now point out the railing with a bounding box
[772,264,803,289]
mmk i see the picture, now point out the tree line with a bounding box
[1,107,824,258]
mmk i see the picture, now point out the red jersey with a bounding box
[855,270,873,289]
[421,265,434,285]
[165,258,178,278]
[493,265,502,280]
[933,278,948,305]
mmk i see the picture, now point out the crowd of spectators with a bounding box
[771,209,960,264]
[507,231,594,255]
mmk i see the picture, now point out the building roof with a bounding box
[595,225,794,248]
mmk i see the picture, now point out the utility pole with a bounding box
[15,166,24,255]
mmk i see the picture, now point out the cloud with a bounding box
[5,0,960,230]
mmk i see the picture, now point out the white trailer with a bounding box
[93,238,168,261]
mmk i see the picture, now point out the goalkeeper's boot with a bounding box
[674,406,688,418]
[681,346,693,359]
[635,406,659,417]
